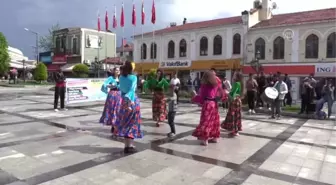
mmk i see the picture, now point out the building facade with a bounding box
[50,27,117,75]
[8,46,35,69]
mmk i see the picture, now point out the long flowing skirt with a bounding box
[192,100,220,140]
[99,90,122,126]
[114,96,143,139]
[152,91,167,122]
[221,97,242,132]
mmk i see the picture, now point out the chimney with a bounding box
[170,22,177,27]
[183,18,187,25]
[259,0,272,21]
[253,0,261,9]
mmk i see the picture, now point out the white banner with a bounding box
[65,78,107,104]
[315,63,336,77]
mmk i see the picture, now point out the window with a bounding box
[61,36,66,53]
[213,35,222,55]
[200,37,208,56]
[305,34,319,59]
[273,36,285,59]
[150,43,157,59]
[120,52,123,57]
[255,38,265,60]
[55,37,61,53]
[141,43,147,60]
[168,40,175,58]
[232,33,241,54]
[129,51,133,57]
[179,39,187,57]
[327,32,336,58]
[72,37,78,54]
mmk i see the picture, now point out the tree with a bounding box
[33,63,48,82]
[39,23,61,51]
[0,32,10,76]
[72,64,89,78]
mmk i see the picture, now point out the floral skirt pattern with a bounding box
[114,96,143,139]
[152,91,167,122]
[221,97,242,132]
[99,90,122,126]
[192,100,220,140]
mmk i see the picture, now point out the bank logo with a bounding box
[160,62,166,67]
[283,29,294,41]
[159,60,191,68]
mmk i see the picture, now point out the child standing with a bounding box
[167,85,178,138]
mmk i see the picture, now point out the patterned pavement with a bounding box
[0,87,335,185]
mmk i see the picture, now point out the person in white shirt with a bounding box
[170,73,180,103]
[271,74,288,119]
[222,76,232,110]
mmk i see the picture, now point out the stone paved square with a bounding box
[0,87,335,185]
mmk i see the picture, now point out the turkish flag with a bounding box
[151,0,156,24]
[141,0,145,25]
[120,3,125,27]
[97,12,101,31]
[113,5,117,28]
[132,3,136,26]
[105,10,109,31]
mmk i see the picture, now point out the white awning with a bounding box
[61,64,76,72]
[10,61,35,69]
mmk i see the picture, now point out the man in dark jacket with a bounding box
[283,74,292,106]
[257,71,267,108]
[54,70,67,111]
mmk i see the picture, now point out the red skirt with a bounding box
[152,91,167,122]
[192,100,220,140]
[221,97,242,132]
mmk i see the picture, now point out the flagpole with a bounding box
[97,10,100,78]
[141,25,144,76]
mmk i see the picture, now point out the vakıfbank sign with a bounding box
[159,60,192,68]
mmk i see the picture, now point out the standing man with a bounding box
[257,71,267,108]
[54,70,67,112]
[170,73,181,104]
[246,73,258,114]
[271,74,288,119]
[283,74,292,106]
[193,74,201,93]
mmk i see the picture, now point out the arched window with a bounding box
[150,43,157,59]
[232,33,241,54]
[305,34,319,59]
[141,43,147,60]
[273,36,285,59]
[168,40,175,58]
[179,39,187,57]
[255,38,265,60]
[200,37,208,56]
[55,37,61,53]
[327,32,336,58]
[213,35,222,55]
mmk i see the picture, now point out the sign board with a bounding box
[159,60,192,68]
[65,78,107,104]
[315,63,336,77]
[85,34,102,49]
[289,77,299,102]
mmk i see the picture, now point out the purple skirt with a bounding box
[99,90,122,126]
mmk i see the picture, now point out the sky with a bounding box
[0,0,335,59]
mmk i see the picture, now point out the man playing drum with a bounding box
[271,75,288,119]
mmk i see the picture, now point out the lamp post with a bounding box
[24,28,39,63]
[22,60,26,83]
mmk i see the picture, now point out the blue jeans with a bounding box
[316,97,334,118]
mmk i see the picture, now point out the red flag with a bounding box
[105,9,109,31]
[141,0,145,25]
[97,12,101,31]
[120,3,125,27]
[151,0,156,24]
[113,5,117,28]
[132,3,136,26]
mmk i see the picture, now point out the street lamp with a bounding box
[24,28,39,63]
[22,59,26,83]
[251,50,262,73]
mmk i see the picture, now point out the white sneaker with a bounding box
[259,107,263,109]
[54,109,59,112]
[61,108,68,111]
[248,109,252,114]
[268,108,271,111]
[252,110,256,114]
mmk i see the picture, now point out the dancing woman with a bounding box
[146,69,169,127]
[191,70,222,146]
[221,71,243,137]
[99,67,122,132]
[114,61,143,153]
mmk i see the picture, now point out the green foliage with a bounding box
[72,64,89,78]
[39,23,61,51]
[0,32,10,76]
[33,63,48,82]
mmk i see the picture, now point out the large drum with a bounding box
[261,87,279,104]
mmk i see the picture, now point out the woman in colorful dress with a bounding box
[114,61,143,153]
[191,70,222,146]
[221,71,243,137]
[99,67,122,133]
[147,69,169,127]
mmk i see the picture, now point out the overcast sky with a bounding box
[1,0,335,59]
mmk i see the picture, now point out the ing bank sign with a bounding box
[315,63,336,77]
[159,60,192,68]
